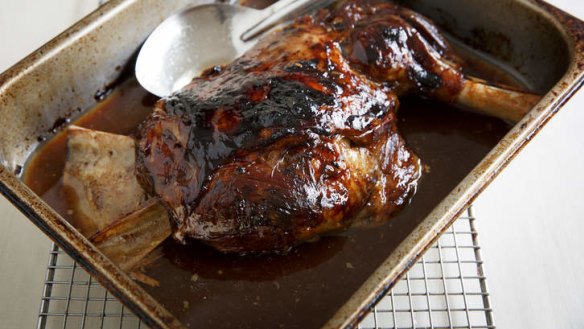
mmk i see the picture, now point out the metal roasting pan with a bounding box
[0,0,583,328]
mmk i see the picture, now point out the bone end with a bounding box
[456,79,541,123]
[63,126,146,237]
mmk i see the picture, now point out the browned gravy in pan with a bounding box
[23,57,516,328]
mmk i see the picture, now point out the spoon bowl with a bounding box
[136,0,334,97]
[136,4,260,97]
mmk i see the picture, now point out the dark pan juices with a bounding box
[23,51,516,329]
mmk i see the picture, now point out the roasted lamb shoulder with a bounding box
[64,1,539,265]
[134,0,539,254]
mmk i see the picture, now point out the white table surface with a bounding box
[0,2,100,328]
[472,2,584,328]
[0,1,583,328]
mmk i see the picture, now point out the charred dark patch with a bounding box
[408,66,442,90]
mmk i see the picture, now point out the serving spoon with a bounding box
[136,0,334,97]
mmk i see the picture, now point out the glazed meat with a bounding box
[135,0,531,253]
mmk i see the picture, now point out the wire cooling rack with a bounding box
[37,207,494,329]
[358,207,494,329]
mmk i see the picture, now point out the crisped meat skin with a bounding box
[137,0,465,253]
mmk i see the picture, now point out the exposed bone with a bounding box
[90,200,171,272]
[456,78,541,123]
[63,126,147,237]
[64,126,171,272]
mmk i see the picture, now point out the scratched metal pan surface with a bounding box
[0,0,582,328]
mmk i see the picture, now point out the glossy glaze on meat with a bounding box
[137,0,467,253]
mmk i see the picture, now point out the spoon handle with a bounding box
[241,0,335,42]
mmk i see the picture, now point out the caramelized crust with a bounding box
[137,0,466,253]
